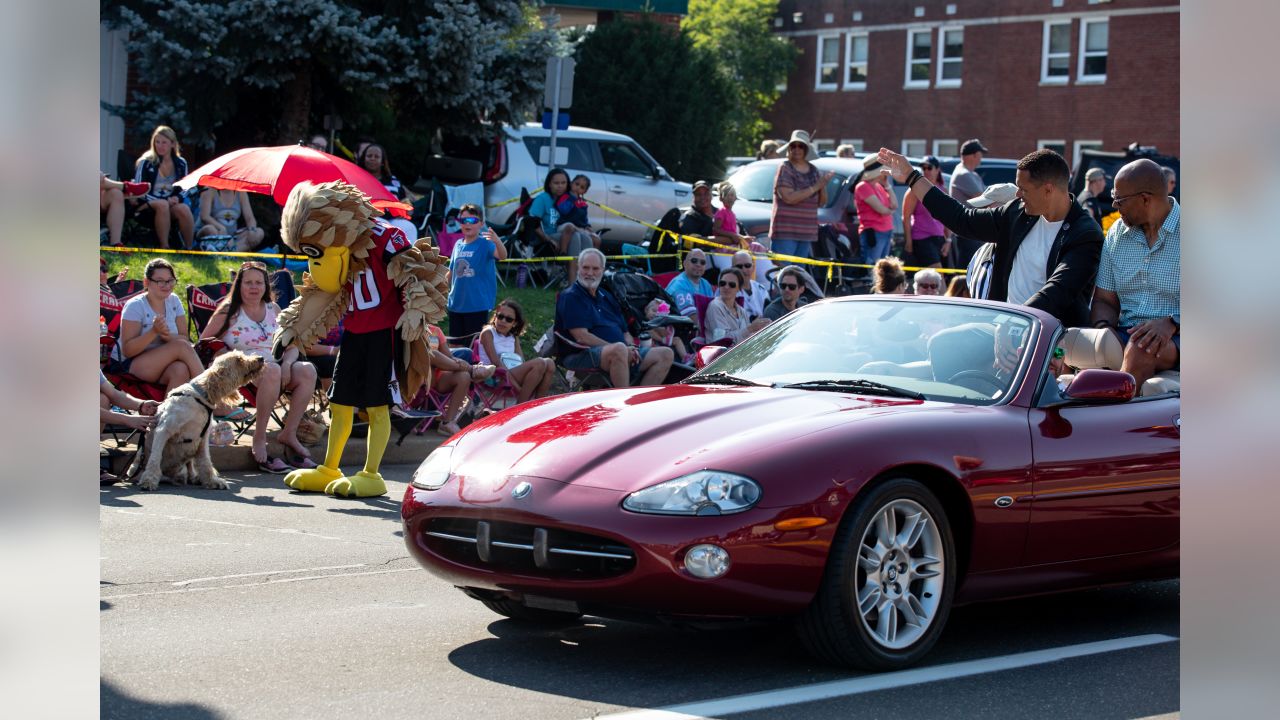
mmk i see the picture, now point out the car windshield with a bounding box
[727,162,846,208]
[692,298,1038,405]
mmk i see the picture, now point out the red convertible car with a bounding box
[402,296,1179,670]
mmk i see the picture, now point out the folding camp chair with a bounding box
[467,336,520,413]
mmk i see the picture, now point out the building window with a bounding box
[844,32,869,89]
[1078,18,1108,82]
[814,139,836,154]
[816,35,840,90]
[902,139,927,157]
[1073,140,1103,168]
[905,29,932,88]
[933,139,959,157]
[825,13,834,24]
[1041,21,1071,84]
[840,138,865,153]
[1038,139,1067,157]
[937,26,963,87]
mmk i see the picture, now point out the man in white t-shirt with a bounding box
[878,147,1103,328]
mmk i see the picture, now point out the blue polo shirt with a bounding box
[1096,199,1180,328]
[559,281,627,344]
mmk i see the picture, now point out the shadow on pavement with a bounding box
[101,679,224,720]
[444,580,1178,709]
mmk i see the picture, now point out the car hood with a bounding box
[447,385,925,494]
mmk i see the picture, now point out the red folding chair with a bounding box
[468,336,519,413]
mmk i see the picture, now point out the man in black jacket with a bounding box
[877,147,1102,328]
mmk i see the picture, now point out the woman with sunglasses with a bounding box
[447,203,508,349]
[110,258,205,393]
[704,268,770,344]
[901,156,951,268]
[202,262,319,473]
[477,299,555,404]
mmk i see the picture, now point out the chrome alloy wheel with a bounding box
[854,498,945,650]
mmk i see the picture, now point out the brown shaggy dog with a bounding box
[128,351,266,491]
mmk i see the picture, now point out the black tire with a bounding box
[797,477,956,670]
[478,596,583,625]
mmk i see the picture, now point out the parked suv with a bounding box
[936,157,1019,187]
[442,123,691,246]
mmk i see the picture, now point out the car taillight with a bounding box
[482,136,505,183]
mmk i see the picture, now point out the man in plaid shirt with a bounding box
[1089,159,1180,388]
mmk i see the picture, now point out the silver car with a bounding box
[482,123,692,245]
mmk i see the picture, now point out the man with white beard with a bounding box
[555,248,674,388]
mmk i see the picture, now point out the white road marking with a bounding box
[108,508,350,541]
[102,567,421,600]
[172,564,368,586]
[591,634,1179,720]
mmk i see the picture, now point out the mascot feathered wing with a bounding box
[273,181,450,497]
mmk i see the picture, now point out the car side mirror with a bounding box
[653,165,669,181]
[695,344,728,369]
[1062,368,1136,403]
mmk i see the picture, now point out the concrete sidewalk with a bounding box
[103,424,444,474]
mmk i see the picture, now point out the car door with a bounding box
[1024,395,1180,565]
[597,140,671,244]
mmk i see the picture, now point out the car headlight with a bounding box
[410,445,454,490]
[622,471,761,516]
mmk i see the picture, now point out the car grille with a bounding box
[424,518,636,579]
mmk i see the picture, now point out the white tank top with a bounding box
[477,330,516,365]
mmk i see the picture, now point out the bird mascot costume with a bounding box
[273,180,450,497]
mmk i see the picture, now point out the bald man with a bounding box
[1089,159,1180,388]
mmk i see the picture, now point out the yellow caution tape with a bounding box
[485,188,542,210]
[101,246,309,261]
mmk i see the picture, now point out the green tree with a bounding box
[683,0,797,155]
[101,0,556,164]
[572,17,732,182]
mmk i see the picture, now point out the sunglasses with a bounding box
[733,263,752,269]
[916,283,939,290]
[240,261,267,270]
[920,165,935,170]
[148,277,176,285]
[779,282,799,291]
[718,280,738,288]
[495,313,516,323]
[687,258,706,265]
[458,216,482,225]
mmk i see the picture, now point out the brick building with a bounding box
[761,0,1179,166]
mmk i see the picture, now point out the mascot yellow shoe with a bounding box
[273,181,450,498]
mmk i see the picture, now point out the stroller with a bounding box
[602,271,697,382]
[812,223,867,296]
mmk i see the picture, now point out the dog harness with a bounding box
[170,384,216,440]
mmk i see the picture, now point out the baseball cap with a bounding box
[919,155,941,169]
[969,182,1019,208]
[960,139,989,156]
[692,180,712,192]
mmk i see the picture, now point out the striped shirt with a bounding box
[769,162,821,244]
[1096,199,1180,328]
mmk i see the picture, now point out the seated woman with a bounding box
[100,173,148,247]
[201,261,318,473]
[109,258,205,393]
[99,370,159,483]
[477,299,555,405]
[872,256,907,294]
[132,125,195,249]
[425,323,495,437]
[197,188,265,251]
[704,268,770,344]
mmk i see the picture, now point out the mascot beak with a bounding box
[307,245,350,294]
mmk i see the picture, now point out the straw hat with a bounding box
[783,130,819,162]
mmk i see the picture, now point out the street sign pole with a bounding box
[548,57,563,170]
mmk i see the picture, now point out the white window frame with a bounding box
[815,34,841,91]
[814,138,836,154]
[1037,139,1067,157]
[1077,18,1109,83]
[933,139,959,157]
[902,139,927,157]
[1073,140,1103,168]
[840,138,865,153]
[843,31,869,90]
[904,28,931,89]
[1040,20,1071,85]
[936,26,963,88]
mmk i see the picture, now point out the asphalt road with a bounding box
[100,465,1179,720]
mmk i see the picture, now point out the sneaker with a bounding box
[390,405,436,420]
[123,181,150,197]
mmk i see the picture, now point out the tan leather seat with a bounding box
[1059,327,1179,396]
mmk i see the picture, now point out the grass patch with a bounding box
[101,249,559,358]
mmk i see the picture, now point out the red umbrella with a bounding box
[175,145,412,217]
